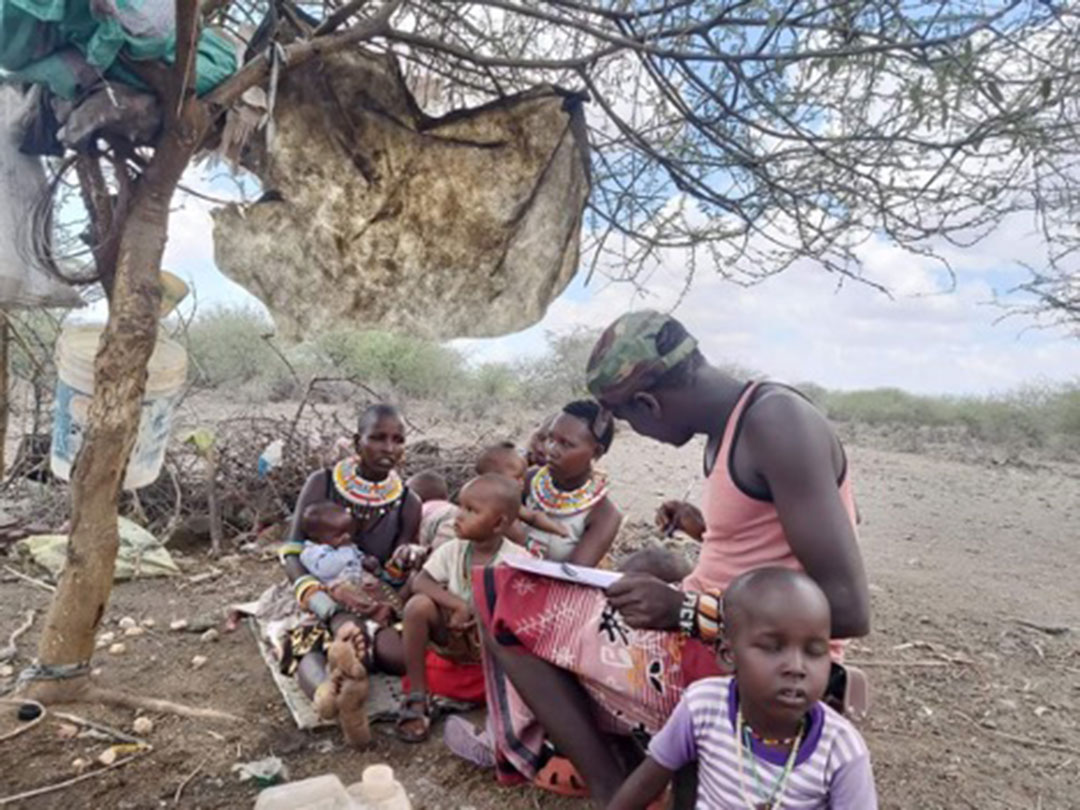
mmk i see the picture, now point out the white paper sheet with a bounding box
[502,555,622,589]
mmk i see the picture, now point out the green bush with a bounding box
[314,329,464,398]
[184,306,283,387]
[178,308,1079,455]
[517,327,599,402]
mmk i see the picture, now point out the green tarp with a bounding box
[16,516,180,581]
[0,0,236,99]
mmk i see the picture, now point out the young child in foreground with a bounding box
[475,442,570,543]
[609,567,878,810]
[395,473,529,742]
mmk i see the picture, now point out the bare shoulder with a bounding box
[744,386,834,449]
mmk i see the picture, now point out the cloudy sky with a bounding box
[164,181,1077,397]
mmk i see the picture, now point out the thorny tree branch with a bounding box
[48,0,1080,330]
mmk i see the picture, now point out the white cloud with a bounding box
[454,222,1079,396]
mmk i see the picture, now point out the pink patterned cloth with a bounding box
[473,565,724,785]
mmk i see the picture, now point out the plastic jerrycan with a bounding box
[347,764,412,810]
[253,774,353,809]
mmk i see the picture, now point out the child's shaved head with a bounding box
[407,470,449,503]
[476,442,527,483]
[461,473,522,522]
[722,567,831,637]
[301,501,353,545]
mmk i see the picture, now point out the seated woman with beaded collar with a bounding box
[520,399,622,566]
[267,404,422,746]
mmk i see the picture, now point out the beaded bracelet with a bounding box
[278,540,304,564]
[293,574,320,605]
[695,592,723,643]
[678,591,699,637]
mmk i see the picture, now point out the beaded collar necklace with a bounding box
[332,458,404,514]
[530,466,608,516]
[734,707,803,810]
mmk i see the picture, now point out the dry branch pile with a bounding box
[2,401,483,554]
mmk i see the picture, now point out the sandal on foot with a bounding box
[394,692,431,743]
[533,755,588,797]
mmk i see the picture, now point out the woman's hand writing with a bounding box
[655,500,705,541]
[605,573,683,630]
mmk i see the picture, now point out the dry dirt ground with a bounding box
[1,421,1079,809]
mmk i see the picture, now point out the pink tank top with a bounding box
[683,380,858,600]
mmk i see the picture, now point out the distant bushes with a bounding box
[180,306,1079,455]
[820,384,1080,455]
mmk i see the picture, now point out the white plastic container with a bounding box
[347,765,412,810]
[50,324,188,490]
[254,774,353,810]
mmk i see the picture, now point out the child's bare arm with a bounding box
[519,506,570,537]
[607,757,672,810]
[412,570,469,614]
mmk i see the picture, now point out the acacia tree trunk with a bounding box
[27,110,205,702]
[23,0,397,704]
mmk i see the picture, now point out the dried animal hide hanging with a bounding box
[211,50,591,341]
[0,85,82,309]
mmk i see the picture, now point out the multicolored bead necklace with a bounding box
[332,458,404,516]
[734,707,803,810]
[530,466,608,516]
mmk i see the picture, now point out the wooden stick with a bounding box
[0,697,46,743]
[2,565,55,593]
[88,687,243,722]
[173,755,207,804]
[956,711,1080,757]
[1009,618,1072,636]
[0,751,147,806]
[846,659,956,668]
[0,609,35,661]
[53,711,143,745]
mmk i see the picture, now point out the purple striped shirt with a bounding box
[648,676,877,809]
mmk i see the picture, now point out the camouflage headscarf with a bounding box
[586,311,698,405]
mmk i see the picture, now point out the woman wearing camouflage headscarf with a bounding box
[472,311,870,806]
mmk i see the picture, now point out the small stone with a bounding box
[108,642,126,655]
[132,716,154,735]
[191,655,208,670]
[124,626,146,638]
[118,617,137,630]
[98,747,118,766]
[57,722,80,740]
[0,664,14,678]
[71,758,89,774]
[91,667,103,677]
[141,618,156,628]
[1034,705,1051,718]
[169,619,188,632]
[200,628,220,643]
[98,631,116,645]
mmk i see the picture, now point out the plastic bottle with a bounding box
[254,774,352,810]
[346,764,412,810]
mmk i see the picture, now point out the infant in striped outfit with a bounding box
[610,567,877,810]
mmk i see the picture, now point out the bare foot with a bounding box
[337,674,371,746]
[327,637,366,681]
[313,680,339,720]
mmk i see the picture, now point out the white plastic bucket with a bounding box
[50,325,188,490]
